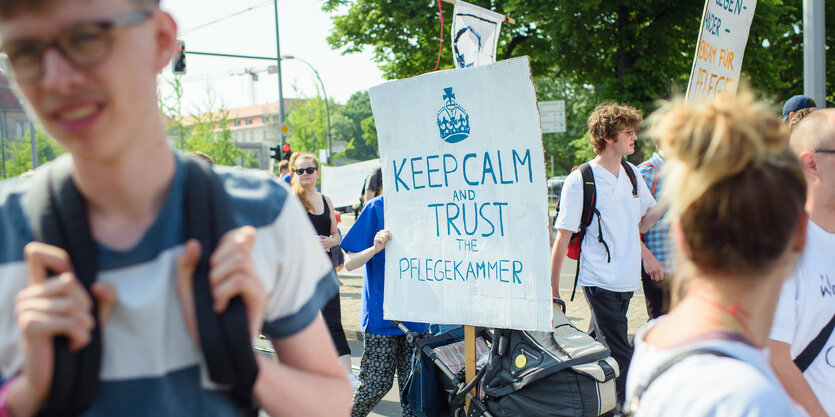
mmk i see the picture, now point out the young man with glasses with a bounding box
[0,1,352,416]
[770,109,835,417]
[550,102,660,408]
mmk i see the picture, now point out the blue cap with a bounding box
[782,95,816,121]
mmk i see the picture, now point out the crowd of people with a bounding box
[0,0,831,416]
[550,93,831,417]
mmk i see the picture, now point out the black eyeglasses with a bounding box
[815,149,835,154]
[295,167,317,175]
[0,10,154,82]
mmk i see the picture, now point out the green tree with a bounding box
[324,0,835,171]
[534,76,597,175]
[339,91,378,161]
[324,0,834,106]
[160,79,256,167]
[2,128,65,178]
[286,94,353,159]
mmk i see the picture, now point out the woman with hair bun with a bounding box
[624,92,808,417]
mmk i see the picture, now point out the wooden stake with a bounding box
[440,0,516,24]
[464,325,476,412]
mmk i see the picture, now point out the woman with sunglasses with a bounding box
[291,153,356,386]
[624,92,807,416]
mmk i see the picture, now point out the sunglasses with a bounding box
[0,10,154,82]
[295,167,317,175]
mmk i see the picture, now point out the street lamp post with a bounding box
[281,55,331,164]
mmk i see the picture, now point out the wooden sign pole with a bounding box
[464,325,476,412]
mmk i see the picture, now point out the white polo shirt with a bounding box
[555,160,655,292]
[770,220,835,416]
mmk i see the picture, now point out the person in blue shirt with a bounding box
[341,195,429,417]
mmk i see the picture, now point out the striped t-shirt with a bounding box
[0,153,337,416]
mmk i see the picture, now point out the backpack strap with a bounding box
[621,159,638,198]
[578,163,597,231]
[793,312,835,372]
[28,160,102,417]
[570,163,596,302]
[639,162,658,195]
[623,348,734,416]
[184,158,259,412]
[28,158,259,415]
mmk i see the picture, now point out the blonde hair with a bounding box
[654,91,806,277]
[292,153,319,213]
[288,152,300,174]
[587,102,644,154]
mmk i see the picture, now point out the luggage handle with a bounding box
[391,320,420,344]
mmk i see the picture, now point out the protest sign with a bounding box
[369,57,552,331]
[686,0,757,102]
[320,159,380,209]
[451,0,504,68]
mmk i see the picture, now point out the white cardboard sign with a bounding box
[686,0,757,102]
[320,159,380,209]
[369,57,552,331]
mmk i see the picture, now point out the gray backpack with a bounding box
[477,300,619,417]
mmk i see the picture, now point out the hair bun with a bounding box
[651,90,805,275]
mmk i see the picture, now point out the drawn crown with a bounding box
[436,87,470,141]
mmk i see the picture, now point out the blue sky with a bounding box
[158,0,385,115]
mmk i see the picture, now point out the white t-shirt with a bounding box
[627,321,803,417]
[770,220,835,416]
[555,161,655,291]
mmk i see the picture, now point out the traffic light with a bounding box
[172,40,186,75]
[269,145,280,161]
[281,143,292,161]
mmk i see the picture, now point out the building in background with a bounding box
[172,99,300,169]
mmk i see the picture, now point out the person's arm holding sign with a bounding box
[345,229,391,271]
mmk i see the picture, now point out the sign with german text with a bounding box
[369,57,552,331]
[686,0,757,102]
